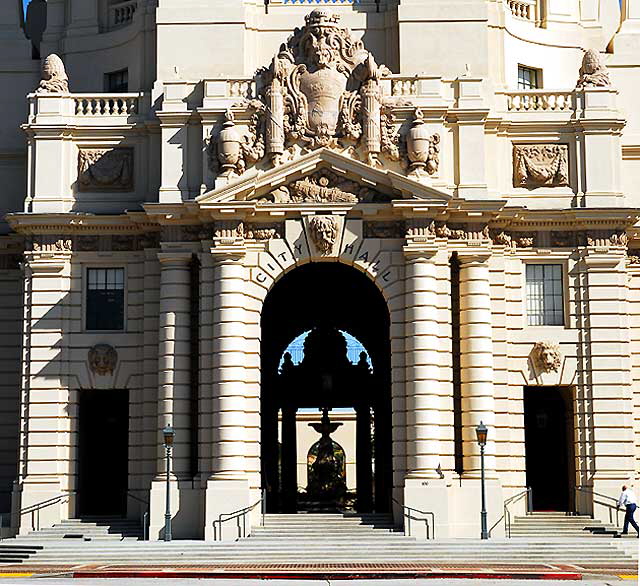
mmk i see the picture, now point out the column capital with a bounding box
[455,249,491,265]
[403,243,439,260]
[157,251,193,265]
[209,245,246,261]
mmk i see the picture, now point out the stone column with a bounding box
[617,0,640,56]
[580,250,635,522]
[356,405,373,513]
[281,406,297,514]
[458,252,496,478]
[403,247,447,538]
[149,251,192,539]
[404,249,441,479]
[12,249,72,535]
[204,247,250,540]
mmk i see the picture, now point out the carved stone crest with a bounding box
[88,344,118,376]
[36,54,69,94]
[576,49,611,89]
[513,144,569,187]
[256,10,391,166]
[256,169,390,204]
[308,215,339,255]
[78,148,134,191]
[531,341,562,374]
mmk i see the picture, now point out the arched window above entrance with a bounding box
[279,329,373,373]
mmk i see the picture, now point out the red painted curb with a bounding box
[72,571,583,580]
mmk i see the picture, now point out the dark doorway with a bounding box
[78,390,129,516]
[524,386,574,511]
[260,263,392,514]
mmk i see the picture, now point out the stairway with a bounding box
[11,517,143,542]
[0,513,636,569]
[510,512,620,538]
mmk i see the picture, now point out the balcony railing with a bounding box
[505,0,543,25]
[503,90,574,112]
[28,92,148,122]
[108,0,138,30]
[75,95,140,116]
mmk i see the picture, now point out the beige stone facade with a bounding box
[0,0,639,541]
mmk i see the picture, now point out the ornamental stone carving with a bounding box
[208,109,266,178]
[308,215,339,255]
[364,221,405,239]
[31,236,72,252]
[256,9,390,167]
[513,144,569,187]
[576,49,611,89]
[36,54,69,94]
[88,344,118,376]
[406,109,440,179]
[78,148,134,191]
[531,341,562,374]
[256,169,390,204]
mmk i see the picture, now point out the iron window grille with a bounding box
[86,268,125,331]
[525,264,564,326]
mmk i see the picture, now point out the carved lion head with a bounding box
[308,216,338,256]
[88,344,118,377]
[531,341,562,374]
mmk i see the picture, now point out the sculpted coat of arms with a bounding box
[209,10,441,181]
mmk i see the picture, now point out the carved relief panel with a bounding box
[513,144,569,188]
[78,148,134,192]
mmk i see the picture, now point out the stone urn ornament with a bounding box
[406,108,440,178]
[217,110,244,177]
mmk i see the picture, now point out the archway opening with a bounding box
[261,263,391,514]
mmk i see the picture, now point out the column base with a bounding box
[204,477,250,541]
[404,477,449,539]
[149,478,202,540]
[450,477,504,538]
[12,478,66,536]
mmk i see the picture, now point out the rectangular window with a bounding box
[86,268,125,331]
[105,69,129,93]
[526,264,564,326]
[518,65,541,90]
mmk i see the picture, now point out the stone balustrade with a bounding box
[108,0,138,29]
[27,92,148,126]
[227,80,256,99]
[503,90,574,112]
[75,94,141,117]
[505,0,539,22]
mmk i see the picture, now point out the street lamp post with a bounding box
[476,421,489,540]
[162,424,175,542]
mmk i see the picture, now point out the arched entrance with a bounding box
[261,262,392,514]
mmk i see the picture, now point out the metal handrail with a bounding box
[18,492,74,534]
[504,487,532,538]
[126,491,150,541]
[212,489,266,541]
[574,485,622,527]
[392,497,435,539]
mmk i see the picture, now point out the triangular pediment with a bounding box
[196,149,452,207]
